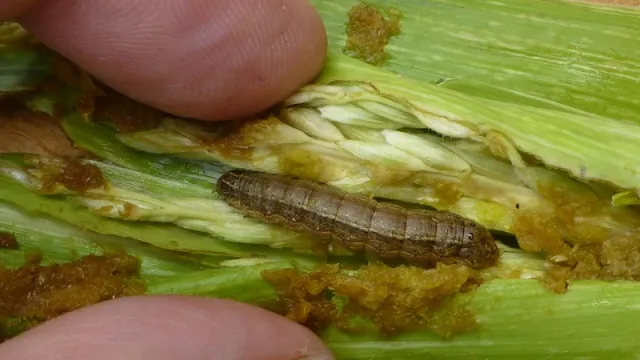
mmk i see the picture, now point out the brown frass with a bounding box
[216,169,500,269]
[543,236,640,293]
[343,2,402,66]
[91,88,166,133]
[40,159,107,194]
[0,232,18,250]
[262,262,480,337]
[0,252,145,342]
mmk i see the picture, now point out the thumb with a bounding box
[4,0,327,121]
[0,1,39,20]
[0,295,335,360]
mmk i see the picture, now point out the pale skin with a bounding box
[0,1,333,359]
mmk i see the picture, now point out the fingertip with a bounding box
[0,0,40,20]
[0,295,335,360]
[18,0,328,121]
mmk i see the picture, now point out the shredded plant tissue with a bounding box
[343,2,402,66]
[262,262,481,338]
[0,251,145,342]
[507,181,640,293]
[39,159,108,195]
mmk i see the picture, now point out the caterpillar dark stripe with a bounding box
[216,169,500,269]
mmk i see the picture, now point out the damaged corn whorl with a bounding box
[315,53,640,200]
[114,59,640,252]
[116,95,640,253]
[283,81,478,138]
[273,81,640,247]
[281,82,478,173]
[0,156,315,249]
[276,81,539,196]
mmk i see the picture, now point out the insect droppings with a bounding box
[216,170,500,269]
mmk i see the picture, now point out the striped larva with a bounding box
[216,170,500,269]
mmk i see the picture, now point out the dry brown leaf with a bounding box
[0,112,86,158]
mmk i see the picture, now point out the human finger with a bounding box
[0,295,334,360]
[14,0,327,121]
